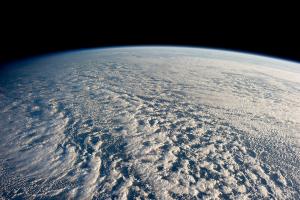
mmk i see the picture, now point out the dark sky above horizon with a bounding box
[0,6,299,65]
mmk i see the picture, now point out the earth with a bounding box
[0,47,299,199]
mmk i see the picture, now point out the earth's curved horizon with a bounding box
[0,46,299,199]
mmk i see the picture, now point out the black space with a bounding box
[0,5,299,65]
